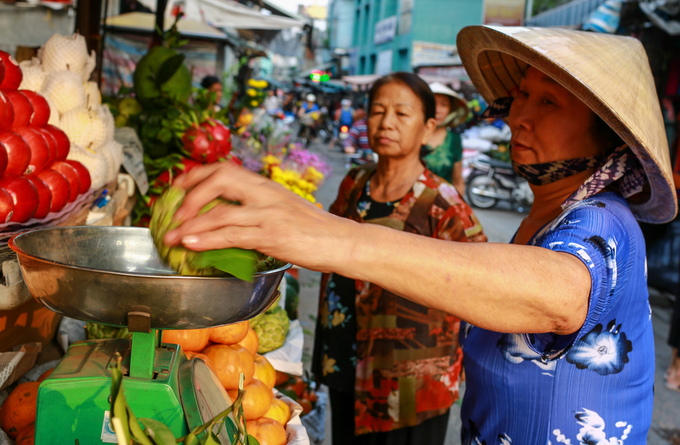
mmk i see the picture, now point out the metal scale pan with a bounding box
[9,226,290,329]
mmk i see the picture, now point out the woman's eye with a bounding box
[541,98,554,105]
[518,90,529,98]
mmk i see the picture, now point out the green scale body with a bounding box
[34,331,190,444]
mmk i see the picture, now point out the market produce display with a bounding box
[16,34,122,192]
[162,320,291,444]
[0,50,92,224]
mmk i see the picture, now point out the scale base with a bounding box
[35,338,189,444]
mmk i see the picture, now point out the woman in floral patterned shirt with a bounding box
[312,72,486,444]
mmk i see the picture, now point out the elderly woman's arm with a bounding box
[166,163,591,336]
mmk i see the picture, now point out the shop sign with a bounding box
[418,65,469,81]
[483,0,525,26]
[411,41,460,68]
[374,16,398,45]
[376,50,393,75]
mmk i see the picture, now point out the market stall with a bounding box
[0,13,321,444]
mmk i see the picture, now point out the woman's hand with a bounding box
[163,162,359,272]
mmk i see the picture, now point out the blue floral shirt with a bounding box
[460,192,653,445]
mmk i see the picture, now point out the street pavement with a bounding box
[295,140,680,444]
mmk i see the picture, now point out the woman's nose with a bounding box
[380,109,397,129]
[508,99,534,132]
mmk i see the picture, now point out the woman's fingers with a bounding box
[173,162,224,189]
[180,226,264,252]
[164,203,267,245]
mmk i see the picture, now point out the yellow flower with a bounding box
[247,79,259,87]
[251,100,259,107]
[259,80,269,88]
[262,155,281,165]
[322,355,337,376]
[331,310,346,326]
[246,89,257,97]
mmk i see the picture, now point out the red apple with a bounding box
[43,124,70,161]
[0,131,30,179]
[4,90,33,128]
[50,161,80,202]
[26,175,51,219]
[37,127,57,166]
[0,187,13,223]
[0,91,15,131]
[65,160,91,193]
[21,90,50,126]
[36,168,70,212]
[0,51,21,90]
[13,127,49,175]
[0,140,7,178]
[0,176,38,223]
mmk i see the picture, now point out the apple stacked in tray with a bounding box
[0,50,91,225]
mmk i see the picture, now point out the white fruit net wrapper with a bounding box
[275,389,311,445]
[263,319,304,377]
[0,342,42,391]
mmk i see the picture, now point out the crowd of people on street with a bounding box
[191,25,680,445]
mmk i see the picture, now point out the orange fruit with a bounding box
[237,328,259,356]
[275,371,290,387]
[203,344,255,390]
[162,329,210,352]
[15,422,34,445]
[246,417,287,445]
[263,398,291,426]
[37,368,54,383]
[298,399,313,414]
[209,320,249,345]
[240,379,273,420]
[253,355,276,389]
[0,382,39,439]
[185,351,216,371]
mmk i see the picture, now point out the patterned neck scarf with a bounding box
[512,155,606,186]
[481,96,648,208]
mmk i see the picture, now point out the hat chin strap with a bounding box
[438,109,467,128]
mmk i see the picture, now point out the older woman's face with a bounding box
[434,94,451,125]
[368,82,435,159]
[508,67,603,165]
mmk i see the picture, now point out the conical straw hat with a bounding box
[457,25,677,223]
[429,82,469,126]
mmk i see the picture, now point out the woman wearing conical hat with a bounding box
[165,26,677,444]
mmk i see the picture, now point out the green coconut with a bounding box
[134,46,192,106]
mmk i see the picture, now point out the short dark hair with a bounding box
[201,75,220,89]
[590,114,624,154]
[368,72,436,122]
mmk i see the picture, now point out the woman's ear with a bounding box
[421,118,437,145]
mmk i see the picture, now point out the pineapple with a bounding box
[149,186,260,281]
[41,70,86,114]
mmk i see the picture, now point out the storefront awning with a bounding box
[182,0,306,30]
[105,12,229,41]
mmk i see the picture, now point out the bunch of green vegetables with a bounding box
[109,354,260,444]
[149,186,283,281]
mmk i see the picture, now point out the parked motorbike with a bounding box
[345,148,378,169]
[465,152,533,212]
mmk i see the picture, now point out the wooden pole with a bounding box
[151,0,169,47]
[74,0,103,82]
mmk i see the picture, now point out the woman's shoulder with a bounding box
[537,192,640,244]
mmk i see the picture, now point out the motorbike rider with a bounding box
[298,93,321,141]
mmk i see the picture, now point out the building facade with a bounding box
[328,0,484,75]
